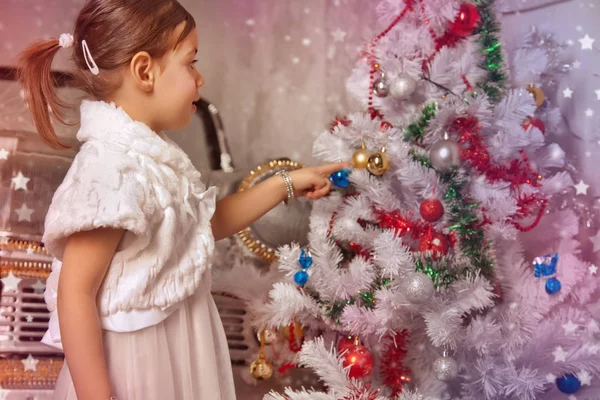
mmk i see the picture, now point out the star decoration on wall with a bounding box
[563,320,578,335]
[596,89,600,100]
[590,230,600,253]
[1,271,22,292]
[546,373,556,383]
[585,108,594,117]
[590,265,598,275]
[0,148,8,160]
[579,34,595,50]
[553,346,567,362]
[21,354,39,372]
[32,279,46,294]
[26,315,34,323]
[11,171,30,191]
[577,370,592,386]
[15,203,34,222]
[574,180,589,195]
[331,28,347,42]
[573,60,582,69]
[563,87,573,98]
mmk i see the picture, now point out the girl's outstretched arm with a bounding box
[211,162,350,241]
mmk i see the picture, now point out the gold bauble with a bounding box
[366,151,390,176]
[257,327,278,345]
[250,355,273,381]
[352,143,371,169]
[526,84,545,107]
[282,321,304,341]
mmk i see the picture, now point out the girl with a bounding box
[17,1,348,399]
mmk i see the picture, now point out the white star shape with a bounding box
[585,151,592,157]
[0,148,8,160]
[567,39,574,46]
[15,203,34,222]
[11,171,30,191]
[590,230,600,252]
[1,271,22,292]
[574,180,590,195]
[576,25,583,32]
[590,264,598,275]
[546,373,556,383]
[579,34,595,50]
[568,396,577,400]
[596,89,600,100]
[588,320,600,333]
[563,320,579,335]
[32,279,46,294]
[26,247,35,255]
[21,354,39,372]
[331,28,347,42]
[573,60,582,69]
[26,315,34,323]
[585,108,594,117]
[563,87,573,98]
[578,370,592,385]
[553,346,567,362]
[302,38,311,46]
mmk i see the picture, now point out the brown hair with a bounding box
[17,0,196,150]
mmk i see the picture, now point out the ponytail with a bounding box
[17,38,72,150]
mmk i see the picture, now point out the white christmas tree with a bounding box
[253,1,600,399]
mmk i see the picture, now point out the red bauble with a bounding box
[418,232,449,260]
[342,344,375,379]
[449,3,481,37]
[419,198,444,222]
[522,117,546,134]
[337,335,357,354]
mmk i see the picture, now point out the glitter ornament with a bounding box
[545,277,561,295]
[257,327,279,345]
[433,351,458,382]
[420,198,444,222]
[419,231,449,260]
[342,342,375,379]
[389,74,417,99]
[402,272,435,303]
[250,355,273,381]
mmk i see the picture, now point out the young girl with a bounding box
[17,1,348,399]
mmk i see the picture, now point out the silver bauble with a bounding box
[389,74,417,99]
[403,272,434,303]
[429,139,461,172]
[433,353,458,382]
[373,78,389,97]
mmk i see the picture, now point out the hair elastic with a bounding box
[58,33,74,49]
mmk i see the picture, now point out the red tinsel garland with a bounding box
[380,331,412,397]
[448,116,547,231]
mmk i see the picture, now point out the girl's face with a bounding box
[153,26,203,131]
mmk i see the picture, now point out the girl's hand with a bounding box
[289,161,351,200]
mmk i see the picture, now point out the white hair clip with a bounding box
[81,39,100,76]
[58,33,74,49]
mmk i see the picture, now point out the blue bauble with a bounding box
[329,169,351,188]
[294,270,309,287]
[556,373,581,394]
[299,249,313,269]
[533,252,559,277]
[545,277,561,295]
